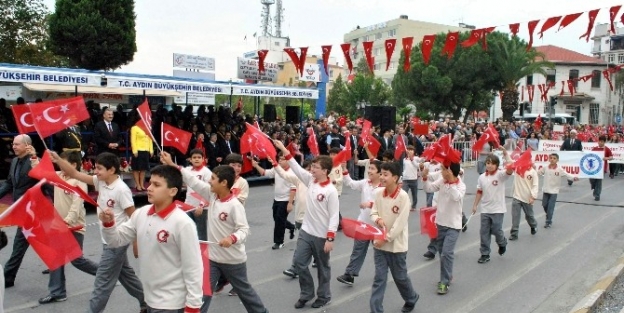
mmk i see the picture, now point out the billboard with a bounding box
[236,57,278,82]
[173,53,215,71]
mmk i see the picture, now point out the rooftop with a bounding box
[535,45,606,64]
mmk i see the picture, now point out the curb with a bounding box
[569,253,624,313]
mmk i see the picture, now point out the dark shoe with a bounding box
[568,181,573,186]
[214,280,229,293]
[289,229,295,240]
[595,197,600,201]
[498,245,506,256]
[423,251,435,260]
[337,274,354,286]
[437,282,449,295]
[311,298,331,308]
[401,294,418,313]
[462,224,467,232]
[531,227,537,235]
[311,262,317,268]
[5,281,14,288]
[228,289,237,296]
[544,223,551,229]
[294,299,308,309]
[283,268,298,278]
[610,174,614,179]
[478,255,490,263]
[509,235,518,241]
[272,243,284,250]
[42,269,50,274]
[38,295,67,304]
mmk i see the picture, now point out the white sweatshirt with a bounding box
[342,173,382,224]
[538,164,575,194]
[423,176,466,229]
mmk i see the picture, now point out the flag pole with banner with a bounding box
[135,99,163,153]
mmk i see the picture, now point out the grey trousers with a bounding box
[88,244,145,313]
[147,308,183,313]
[479,213,507,256]
[370,249,419,313]
[542,193,558,225]
[436,225,459,285]
[49,232,98,298]
[510,199,537,236]
[590,178,603,198]
[344,239,370,276]
[201,261,267,313]
[426,193,434,207]
[401,179,418,209]
[293,230,331,302]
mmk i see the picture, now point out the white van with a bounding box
[514,113,577,125]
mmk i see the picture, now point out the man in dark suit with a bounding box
[347,126,359,178]
[560,129,583,185]
[206,133,222,169]
[93,108,123,155]
[0,134,40,288]
[378,129,394,159]
[219,131,239,156]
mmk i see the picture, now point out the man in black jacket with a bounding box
[560,129,583,185]
[93,108,123,155]
[0,134,40,288]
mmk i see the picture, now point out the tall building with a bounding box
[591,23,624,64]
[343,15,472,85]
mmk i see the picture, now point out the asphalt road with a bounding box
[2,168,624,313]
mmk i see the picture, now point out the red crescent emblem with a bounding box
[317,194,325,202]
[392,205,400,214]
[106,199,115,208]
[157,230,169,243]
[492,180,498,186]
[219,212,228,221]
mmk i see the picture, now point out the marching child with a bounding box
[590,136,613,201]
[509,162,539,240]
[471,151,512,264]
[336,160,383,286]
[185,148,212,241]
[537,153,578,228]
[274,140,339,309]
[401,146,421,211]
[38,151,99,305]
[99,165,203,312]
[422,162,465,295]
[160,151,269,313]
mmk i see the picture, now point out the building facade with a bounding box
[591,23,624,64]
[343,15,472,85]
[275,55,343,96]
[491,45,616,125]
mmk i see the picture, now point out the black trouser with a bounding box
[4,227,30,283]
[273,200,295,244]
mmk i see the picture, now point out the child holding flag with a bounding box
[185,148,212,241]
[537,153,578,228]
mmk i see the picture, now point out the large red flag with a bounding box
[384,39,397,71]
[136,99,153,135]
[341,218,385,241]
[359,120,372,146]
[307,127,320,157]
[29,151,98,207]
[0,180,82,270]
[419,207,437,239]
[507,148,533,177]
[162,123,192,155]
[240,122,277,160]
[394,134,406,160]
[340,43,353,74]
[28,96,90,138]
[364,135,381,157]
[10,104,36,134]
[332,131,352,167]
[199,242,212,296]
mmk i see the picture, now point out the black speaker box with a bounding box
[285,106,300,124]
[365,106,396,132]
[263,104,276,122]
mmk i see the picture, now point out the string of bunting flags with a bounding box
[256,4,623,87]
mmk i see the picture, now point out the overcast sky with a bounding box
[42,0,620,80]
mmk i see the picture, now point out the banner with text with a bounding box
[495,150,605,179]
[173,53,215,71]
[299,63,321,82]
[232,85,319,100]
[0,67,101,86]
[110,76,230,95]
[174,92,215,105]
[236,57,278,82]
[538,140,624,164]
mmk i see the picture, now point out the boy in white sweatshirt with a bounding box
[537,153,578,228]
[401,146,421,211]
[185,148,212,241]
[509,164,539,240]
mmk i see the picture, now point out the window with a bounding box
[329,69,334,77]
[545,69,556,85]
[569,69,579,87]
[375,33,382,40]
[388,29,397,37]
[591,70,601,88]
[389,61,396,70]
[609,54,615,63]
[526,75,533,85]
[589,103,599,125]
[374,48,381,56]
[363,35,369,42]
[619,54,624,64]
[373,63,380,71]
[274,41,280,46]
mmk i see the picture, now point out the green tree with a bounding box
[489,35,553,121]
[49,0,137,70]
[0,0,69,66]
[326,74,349,114]
[392,31,502,122]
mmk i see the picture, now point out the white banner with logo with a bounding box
[538,140,624,164]
[109,76,231,94]
[494,150,605,179]
[232,85,319,99]
[174,92,215,105]
[299,63,321,82]
[173,53,215,71]
[236,57,278,82]
[0,67,101,86]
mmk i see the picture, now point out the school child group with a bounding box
[7,133,605,313]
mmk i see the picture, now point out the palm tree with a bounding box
[489,35,554,121]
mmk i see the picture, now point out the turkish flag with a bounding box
[394,134,406,160]
[384,39,396,71]
[199,242,212,296]
[526,20,540,51]
[162,122,192,155]
[419,207,438,239]
[538,16,562,39]
[579,9,600,42]
[257,50,269,73]
[567,80,576,96]
[359,120,372,145]
[363,41,374,73]
[306,127,320,157]
[508,148,533,177]
[461,29,484,48]
[421,35,436,65]
[610,6,622,34]
[363,135,381,157]
[241,154,254,174]
[340,43,353,74]
[472,125,500,152]
[286,141,298,157]
[402,37,414,72]
[28,150,98,207]
[509,23,520,36]
[413,124,429,136]
[0,180,82,270]
[10,104,37,134]
[136,99,154,137]
[28,96,90,138]
[441,32,459,59]
[510,145,522,161]
[332,131,352,167]
[321,45,332,76]
[173,200,196,212]
[527,85,535,102]
[284,47,308,76]
[534,114,543,130]
[341,218,385,241]
[240,122,276,160]
[559,12,583,31]
[297,47,308,76]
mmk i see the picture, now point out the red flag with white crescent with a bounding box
[421,35,436,65]
[10,104,36,134]
[28,96,90,138]
[384,39,396,71]
[402,37,414,72]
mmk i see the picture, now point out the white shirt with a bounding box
[476,170,511,214]
[274,165,308,224]
[423,177,466,229]
[343,174,381,224]
[184,166,212,207]
[93,175,134,243]
[512,168,539,203]
[402,157,422,180]
[538,165,574,194]
[262,166,296,201]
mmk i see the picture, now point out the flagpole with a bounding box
[199,240,219,245]
[160,122,164,155]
